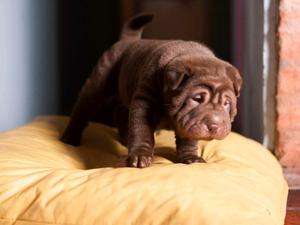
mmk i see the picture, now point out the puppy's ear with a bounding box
[164,70,189,92]
[226,66,242,97]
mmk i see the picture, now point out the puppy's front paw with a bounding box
[179,155,206,164]
[126,154,152,168]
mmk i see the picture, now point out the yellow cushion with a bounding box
[0,116,288,225]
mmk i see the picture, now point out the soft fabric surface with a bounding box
[0,116,288,225]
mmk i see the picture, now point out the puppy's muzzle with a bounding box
[177,112,230,140]
[203,114,222,133]
[202,113,229,139]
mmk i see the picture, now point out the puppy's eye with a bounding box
[224,99,231,110]
[192,93,206,104]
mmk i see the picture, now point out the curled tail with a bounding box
[120,13,154,40]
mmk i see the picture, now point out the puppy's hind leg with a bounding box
[60,77,103,146]
[61,43,125,146]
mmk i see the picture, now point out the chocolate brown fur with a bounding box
[61,13,242,168]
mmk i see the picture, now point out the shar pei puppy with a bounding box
[61,13,242,168]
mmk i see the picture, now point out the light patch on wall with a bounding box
[262,0,278,151]
[0,0,58,131]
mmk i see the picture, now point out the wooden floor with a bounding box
[285,190,300,225]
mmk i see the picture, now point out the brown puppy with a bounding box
[61,13,242,168]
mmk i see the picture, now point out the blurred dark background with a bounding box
[0,0,264,143]
[58,1,120,114]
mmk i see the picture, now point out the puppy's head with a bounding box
[163,56,242,140]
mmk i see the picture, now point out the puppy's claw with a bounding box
[126,155,152,168]
[179,155,206,164]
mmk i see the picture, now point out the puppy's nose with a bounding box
[206,123,219,133]
[204,114,223,133]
